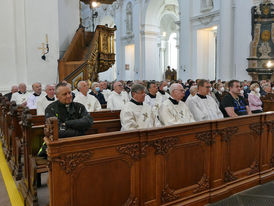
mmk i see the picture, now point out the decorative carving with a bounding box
[161,185,179,203]
[265,121,274,132]
[53,150,93,174]
[116,142,149,161]
[126,2,133,34]
[250,123,263,136]
[223,169,237,182]
[248,160,259,175]
[270,153,274,167]
[44,117,58,141]
[124,196,138,206]
[218,127,239,142]
[150,137,178,155]
[193,174,209,193]
[21,108,32,127]
[196,131,216,146]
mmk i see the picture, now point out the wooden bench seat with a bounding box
[44,112,274,206]
[19,109,121,206]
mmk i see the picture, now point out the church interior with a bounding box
[0,0,274,206]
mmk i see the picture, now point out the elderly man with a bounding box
[89,82,107,105]
[100,81,111,102]
[107,81,129,110]
[188,79,224,121]
[74,81,101,112]
[221,80,252,117]
[11,83,30,106]
[120,84,158,131]
[157,81,170,103]
[27,82,45,109]
[159,83,195,126]
[185,86,197,107]
[36,84,56,115]
[38,82,93,158]
[4,85,18,101]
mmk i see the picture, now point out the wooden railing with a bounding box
[58,25,116,89]
[45,112,274,206]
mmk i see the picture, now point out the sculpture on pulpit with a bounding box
[247,1,274,81]
[172,68,177,81]
[165,66,172,80]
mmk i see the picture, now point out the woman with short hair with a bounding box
[248,83,263,114]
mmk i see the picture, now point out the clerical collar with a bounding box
[158,90,165,95]
[18,91,26,94]
[148,93,156,99]
[197,93,207,99]
[130,99,143,106]
[169,97,179,105]
[33,93,40,97]
[46,95,55,101]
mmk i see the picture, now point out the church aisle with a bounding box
[0,142,23,206]
[208,181,274,206]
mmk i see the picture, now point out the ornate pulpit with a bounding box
[247,1,274,81]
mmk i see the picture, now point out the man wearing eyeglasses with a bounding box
[120,84,159,130]
[187,79,223,121]
[107,81,129,110]
[159,83,195,126]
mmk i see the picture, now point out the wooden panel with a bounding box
[73,159,131,206]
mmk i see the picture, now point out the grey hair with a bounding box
[91,82,99,89]
[77,81,86,89]
[32,82,41,87]
[131,84,145,94]
[169,83,182,94]
[11,85,18,90]
[45,84,55,91]
[189,86,198,95]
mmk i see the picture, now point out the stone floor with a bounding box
[208,181,274,206]
[0,171,11,206]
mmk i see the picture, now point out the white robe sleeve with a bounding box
[94,98,102,111]
[159,104,178,126]
[107,95,114,110]
[27,95,36,109]
[120,109,138,131]
[36,100,44,115]
[188,99,208,121]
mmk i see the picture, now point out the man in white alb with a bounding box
[27,82,45,109]
[187,79,224,121]
[36,84,56,115]
[11,83,30,106]
[185,85,197,107]
[120,84,158,131]
[100,81,112,102]
[74,81,101,112]
[159,83,195,126]
[157,81,170,103]
[107,81,129,110]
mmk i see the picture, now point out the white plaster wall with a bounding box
[58,0,80,58]
[0,0,79,94]
[0,0,19,93]
[233,0,253,80]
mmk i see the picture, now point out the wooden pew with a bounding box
[261,93,274,112]
[19,109,121,206]
[5,108,120,181]
[1,98,11,159]
[45,112,274,206]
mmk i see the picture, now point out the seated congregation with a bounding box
[0,78,273,206]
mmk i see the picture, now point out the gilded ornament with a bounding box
[262,5,270,15]
[261,30,271,41]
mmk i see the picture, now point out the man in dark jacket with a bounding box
[38,82,93,158]
[4,85,18,101]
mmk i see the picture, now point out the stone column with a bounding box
[218,0,234,80]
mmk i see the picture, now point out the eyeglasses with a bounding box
[204,86,211,89]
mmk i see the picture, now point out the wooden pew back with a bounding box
[45,112,274,206]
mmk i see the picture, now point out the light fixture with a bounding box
[266,61,273,68]
[162,32,167,37]
[91,1,100,8]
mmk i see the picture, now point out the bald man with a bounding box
[159,83,195,126]
[4,85,18,101]
[36,84,56,115]
[11,83,30,106]
[107,81,129,110]
[27,82,46,109]
[74,81,101,112]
